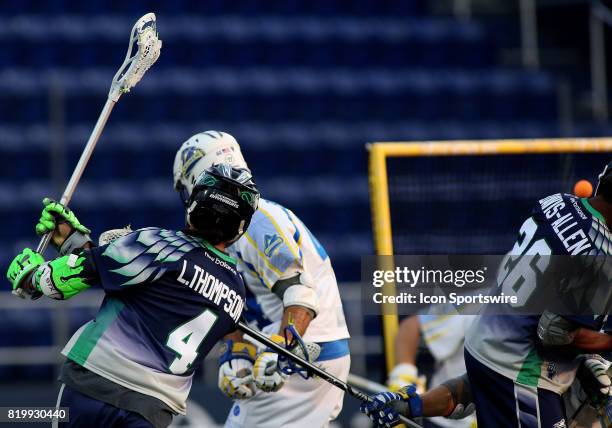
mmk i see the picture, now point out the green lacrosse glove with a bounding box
[35,198,91,236]
[6,248,44,292]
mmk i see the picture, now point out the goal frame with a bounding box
[368,137,612,371]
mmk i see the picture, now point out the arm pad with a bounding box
[284,285,319,316]
[59,230,93,256]
[272,274,320,316]
[537,310,577,346]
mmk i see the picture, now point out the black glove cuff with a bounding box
[389,399,411,419]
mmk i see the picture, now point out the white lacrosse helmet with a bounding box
[173,131,249,205]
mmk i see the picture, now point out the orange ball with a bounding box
[574,179,593,198]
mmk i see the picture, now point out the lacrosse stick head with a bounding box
[99,226,133,245]
[109,12,162,102]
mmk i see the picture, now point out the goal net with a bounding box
[368,138,612,370]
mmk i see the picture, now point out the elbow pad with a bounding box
[284,284,319,317]
[537,310,577,346]
[32,253,93,300]
[272,273,320,317]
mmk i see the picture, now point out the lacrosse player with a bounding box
[172,131,351,428]
[461,163,612,428]
[6,165,259,428]
[360,162,612,428]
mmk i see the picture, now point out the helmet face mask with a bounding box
[186,165,259,246]
[595,161,612,202]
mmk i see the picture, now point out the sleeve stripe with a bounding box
[278,205,304,258]
[418,314,453,333]
[243,231,285,277]
[422,331,446,345]
[258,206,301,261]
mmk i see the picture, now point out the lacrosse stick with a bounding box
[237,321,423,428]
[13,13,161,298]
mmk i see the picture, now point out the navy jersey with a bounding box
[61,228,246,414]
[466,194,612,393]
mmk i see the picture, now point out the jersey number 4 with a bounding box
[166,309,218,374]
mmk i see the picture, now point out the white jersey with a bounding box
[228,198,349,343]
[419,314,476,428]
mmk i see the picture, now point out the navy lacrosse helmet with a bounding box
[187,164,259,245]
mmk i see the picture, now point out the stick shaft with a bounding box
[36,99,116,254]
[236,321,421,428]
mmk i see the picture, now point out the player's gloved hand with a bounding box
[6,248,44,298]
[276,325,321,377]
[253,325,321,392]
[387,363,427,394]
[35,198,92,255]
[360,385,423,428]
[35,198,91,237]
[218,340,257,399]
[253,334,289,392]
[577,354,612,408]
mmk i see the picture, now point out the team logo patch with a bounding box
[240,191,255,204]
[198,173,217,187]
[180,147,205,178]
[553,419,566,428]
[264,234,283,257]
[233,404,240,416]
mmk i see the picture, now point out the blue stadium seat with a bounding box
[0,1,607,381]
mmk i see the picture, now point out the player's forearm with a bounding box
[280,306,314,339]
[271,273,319,340]
[570,328,612,352]
[395,315,420,364]
[420,384,455,417]
[421,373,473,419]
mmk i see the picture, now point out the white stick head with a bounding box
[109,12,162,102]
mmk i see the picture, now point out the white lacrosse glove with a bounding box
[577,354,612,408]
[253,325,321,393]
[253,346,287,392]
[218,340,257,399]
[387,363,427,394]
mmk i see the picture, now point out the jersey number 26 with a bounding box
[497,217,552,307]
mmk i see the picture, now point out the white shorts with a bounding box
[224,355,351,428]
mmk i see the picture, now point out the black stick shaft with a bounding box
[237,321,421,428]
